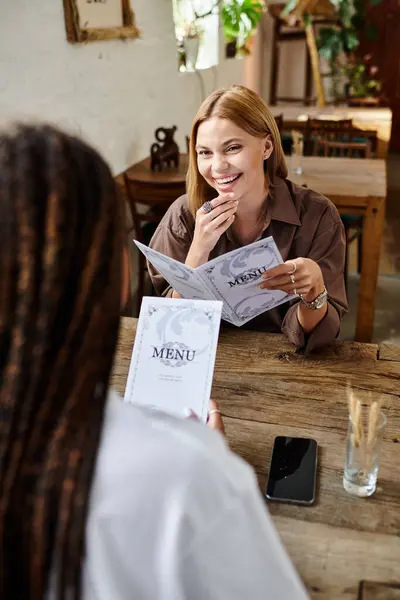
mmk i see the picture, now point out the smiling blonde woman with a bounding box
[148,85,348,353]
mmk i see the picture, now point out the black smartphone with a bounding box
[265,436,318,505]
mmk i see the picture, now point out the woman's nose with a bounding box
[211,153,229,174]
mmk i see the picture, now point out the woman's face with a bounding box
[195,117,273,199]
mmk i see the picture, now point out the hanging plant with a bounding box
[221,0,265,58]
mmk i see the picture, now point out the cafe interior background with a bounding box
[1,0,399,346]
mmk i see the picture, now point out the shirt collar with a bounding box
[270,177,301,227]
[225,176,301,243]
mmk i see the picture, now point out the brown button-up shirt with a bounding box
[148,177,348,352]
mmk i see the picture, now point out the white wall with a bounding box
[0,0,245,175]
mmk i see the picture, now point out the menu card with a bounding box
[135,237,293,326]
[124,297,222,422]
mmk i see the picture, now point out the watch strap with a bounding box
[299,286,328,310]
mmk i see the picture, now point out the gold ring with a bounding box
[290,274,295,284]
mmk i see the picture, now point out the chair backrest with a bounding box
[307,117,353,134]
[305,117,379,157]
[304,117,353,152]
[274,114,284,133]
[123,173,168,244]
[313,138,372,158]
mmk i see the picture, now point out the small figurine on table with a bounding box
[150,126,180,172]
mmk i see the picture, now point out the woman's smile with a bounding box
[213,172,243,193]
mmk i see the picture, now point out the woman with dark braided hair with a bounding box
[0,123,123,599]
[0,124,308,600]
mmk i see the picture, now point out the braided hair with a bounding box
[0,124,122,599]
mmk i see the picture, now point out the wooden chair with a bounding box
[274,114,284,133]
[304,118,354,155]
[122,174,167,311]
[114,175,136,316]
[314,138,372,158]
[342,215,364,288]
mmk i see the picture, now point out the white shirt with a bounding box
[47,392,309,600]
[50,390,309,599]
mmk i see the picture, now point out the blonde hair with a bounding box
[186,85,288,216]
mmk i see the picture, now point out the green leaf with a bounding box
[221,0,264,41]
[317,26,344,61]
[223,23,240,37]
[281,0,298,17]
[338,2,353,27]
[341,29,359,52]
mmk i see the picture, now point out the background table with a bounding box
[270,105,392,159]
[287,156,387,343]
[112,317,400,600]
[122,152,187,207]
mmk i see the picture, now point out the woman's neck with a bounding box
[235,184,268,222]
[232,184,269,245]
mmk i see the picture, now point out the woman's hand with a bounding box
[185,193,239,268]
[207,399,225,435]
[185,400,225,436]
[259,257,325,300]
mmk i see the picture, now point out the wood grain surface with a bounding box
[111,317,400,600]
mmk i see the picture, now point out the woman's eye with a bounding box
[198,150,211,156]
[227,145,241,152]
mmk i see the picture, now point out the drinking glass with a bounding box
[291,140,304,176]
[343,411,386,497]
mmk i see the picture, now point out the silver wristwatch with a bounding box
[299,287,328,310]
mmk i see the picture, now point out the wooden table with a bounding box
[122,153,187,207]
[287,156,387,343]
[112,318,400,600]
[271,105,392,159]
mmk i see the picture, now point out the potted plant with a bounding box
[182,20,204,71]
[317,0,384,104]
[316,0,362,103]
[221,0,265,59]
[342,54,382,106]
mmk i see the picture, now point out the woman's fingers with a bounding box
[211,192,236,208]
[207,206,237,230]
[214,199,239,218]
[198,193,238,218]
[207,399,225,435]
[260,275,310,293]
[215,214,235,237]
[203,199,238,222]
[261,275,311,290]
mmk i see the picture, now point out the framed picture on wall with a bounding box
[63,0,139,43]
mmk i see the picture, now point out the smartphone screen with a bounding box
[265,436,318,505]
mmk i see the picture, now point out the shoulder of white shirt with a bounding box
[99,388,258,503]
